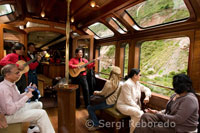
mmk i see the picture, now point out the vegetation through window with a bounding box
[140,37,190,96]
[123,43,129,77]
[126,0,190,28]
[0,4,13,16]
[88,22,114,38]
[112,18,127,32]
[98,45,116,79]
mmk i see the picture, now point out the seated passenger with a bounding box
[0,113,7,128]
[87,66,121,131]
[0,64,55,133]
[117,68,151,133]
[134,74,199,133]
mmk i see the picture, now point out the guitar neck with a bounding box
[23,58,37,67]
[81,59,95,68]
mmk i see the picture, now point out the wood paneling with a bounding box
[57,85,78,133]
[42,63,65,78]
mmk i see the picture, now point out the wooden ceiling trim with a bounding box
[25,18,66,28]
[182,0,196,21]
[24,27,66,35]
[188,0,200,21]
[15,0,27,19]
[113,12,135,34]
[77,0,137,29]
[71,1,91,17]
[1,24,26,34]
[42,0,57,20]
[99,19,121,37]
[96,21,200,44]
[0,0,15,5]
[39,34,64,49]
[7,20,26,27]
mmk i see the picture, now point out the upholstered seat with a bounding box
[103,106,127,119]
[0,123,22,133]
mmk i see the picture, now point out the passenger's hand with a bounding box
[143,97,149,104]
[145,108,158,114]
[18,64,24,70]
[27,83,35,92]
[0,113,7,128]
[26,91,33,98]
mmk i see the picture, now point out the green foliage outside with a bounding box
[140,38,189,97]
[124,44,129,77]
[88,22,114,38]
[126,0,189,27]
[99,45,116,79]
[0,4,12,15]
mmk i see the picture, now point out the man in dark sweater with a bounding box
[134,74,199,133]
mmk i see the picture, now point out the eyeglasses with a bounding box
[10,71,20,75]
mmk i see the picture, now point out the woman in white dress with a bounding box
[117,68,151,133]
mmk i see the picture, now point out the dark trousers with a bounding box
[28,70,38,86]
[134,113,175,133]
[72,75,90,108]
[16,74,27,93]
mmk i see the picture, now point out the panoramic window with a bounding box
[123,43,129,77]
[126,0,190,28]
[98,45,116,79]
[106,17,127,34]
[140,37,190,96]
[88,22,114,38]
[112,18,127,32]
[84,28,100,39]
[0,4,13,16]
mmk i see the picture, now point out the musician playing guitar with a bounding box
[0,43,41,93]
[69,48,100,108]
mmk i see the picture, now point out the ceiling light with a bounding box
[41,11,45,18]
[71,17,74,23]
[90,1,96,8]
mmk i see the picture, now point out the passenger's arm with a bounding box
[156,98,196,124]
[0,89,29,115]
[140,83,151,99]
[94,81,111,96]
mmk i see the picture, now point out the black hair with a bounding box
[11,42,25,53]
[172,73,195,94]
[28,42,35,48]
[75,48,83,54]
[125,68,140,81]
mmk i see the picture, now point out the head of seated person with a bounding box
[1,64,20,83]
[172,73,195,95]
[108,66,121,88]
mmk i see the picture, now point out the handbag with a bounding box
[90,87,117,106]
[90,95,106,105]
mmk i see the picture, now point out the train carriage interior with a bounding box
[0,0,200,132]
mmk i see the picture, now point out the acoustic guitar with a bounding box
[69,59,96,78]
[16,51,46,81]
